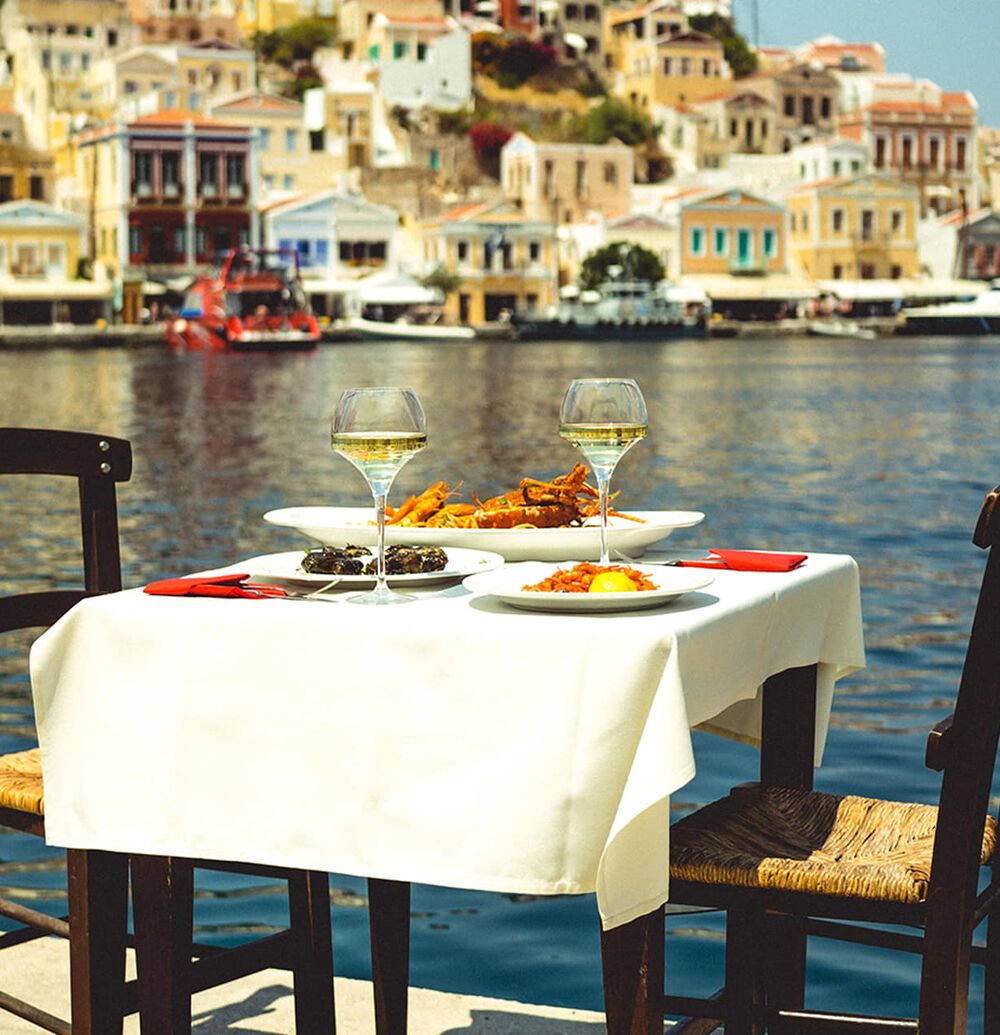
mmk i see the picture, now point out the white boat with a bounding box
[808,319,877,340]
[900,281,1000,335]
[346,316,476,342]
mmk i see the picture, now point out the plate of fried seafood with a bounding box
[264,465,704,561]
[243,546,504,587]
[462,562,715,613]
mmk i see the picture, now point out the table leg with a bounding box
[600,904,664,1035]
[759,665,817,1020]
[130,854,194,1035]
[368,878,410,1035]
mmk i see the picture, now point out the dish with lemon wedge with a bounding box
[462,562,714,613]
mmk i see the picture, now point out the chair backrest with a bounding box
[922,484,1000,938]
[0,428,132,633]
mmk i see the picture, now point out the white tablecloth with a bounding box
[30,553,864,930]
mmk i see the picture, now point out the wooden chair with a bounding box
[0,427,336,1034]
[658,482,1000,1035]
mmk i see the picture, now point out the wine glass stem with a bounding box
[594,466,612,565]
[372,488,391,601]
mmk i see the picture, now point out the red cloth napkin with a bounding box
[674,549,807,572]
[143,573,287,598]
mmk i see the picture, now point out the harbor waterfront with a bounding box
[1,334,998,1027]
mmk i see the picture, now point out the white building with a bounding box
[262,188,404,318]
[368,13,471,111]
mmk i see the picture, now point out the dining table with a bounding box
[28,545,865,1034]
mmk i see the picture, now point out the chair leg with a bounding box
[762,910,806,1030]
[288,870,336,1033]
[986,896,1000,1035]
[724,909,764,1035]
[131,854,194,1035]
[67,849,129,1035]
[368,878,410,1035]
[600,904,665,1035]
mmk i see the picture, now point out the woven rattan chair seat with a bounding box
[0,748,44,816]
[670,785,998,904]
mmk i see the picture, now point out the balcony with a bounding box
[728,257,769,276]
[11,262,45,278]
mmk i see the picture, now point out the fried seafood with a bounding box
[386,464,643,530]
[522,563,657,593]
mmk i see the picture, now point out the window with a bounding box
[285,128,298,152]
[29,175,44,200]
[955,137,967,171]
[832,263,843,279]
[790,212,797,232]
[429,147,440,171]
[832,160,841,176]
[529,239,541,262]
[820,96,831,119]
[225,154,246,196]
[259,128,271,151]
[901,136,913,169]
[238,226,250,248]
[690,226,705,256]
[81,53,90,71]
[730,119,738,138]
[850,160,861,173]
[309,129,325,152]
[929,137,941,169]
[173,226,186,256]
[231,71,242,91]
[801,95,814,125]
[213,225,230,253]
[393,41,407,59]
[134,152,153,196]
[874,136,887,168]
[368,44,380,60]
[860,208,874,241]
[860,263,875,280]
[680,57,691,76]
[128,226,142,256]
[713,227,728,255]
[457,240,469,262]
[283,174,293,190]
[783,95,794,117]
[603,161,617,185]
[162,152,181,197]
[802,211,809,233]
[195,226,207,254]
[187,69,197,86]
[891,209,903,234]
[263,174,274,190]
[890,264,902,279]
[107,28,117,46]
[762,228,776,258]
[663,57,672,75]
[199,152,219,196]
[417,42,428,61]
[702,58,712,76]
[543,159,554,198]
[575,159,586,198]
[832,208,844,234]
[316,240,329,265]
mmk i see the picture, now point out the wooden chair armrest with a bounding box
[925,713,955,772]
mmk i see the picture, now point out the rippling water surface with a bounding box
[1,334,999,1025]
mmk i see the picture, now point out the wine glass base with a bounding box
[344,588,416,605]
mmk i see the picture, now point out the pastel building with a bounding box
[679,187,786,276]
[785,172,920,282]
[421,199,557,323]
[500,132,633,225]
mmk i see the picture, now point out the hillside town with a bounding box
[0,0,997,332]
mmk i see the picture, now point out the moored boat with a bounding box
[511,280,708,341]
[899,281,1000,335]
[345,316,476,342]
[808,319,877,340]
[165,248,320,351]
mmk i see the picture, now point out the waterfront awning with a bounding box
[356,272,441,306]
[679,274,818,301]
[0,279,113,301]
[817,277,988,302]
[815,279,903,302]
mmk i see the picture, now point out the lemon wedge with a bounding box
[589,571,638,593]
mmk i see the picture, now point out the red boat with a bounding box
[165,248,320,351]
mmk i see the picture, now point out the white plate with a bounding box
[262,507,705,562]
[462,563,714,613]
[243,548,504,587]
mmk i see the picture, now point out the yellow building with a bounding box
[336,0,444,61]
[786,173,920,281]
[0,140,54,204]
[421,199,557,324]
[679,188,786,275]
[0,200,112,324]
[208,91,331,200]
[606,2,729,111]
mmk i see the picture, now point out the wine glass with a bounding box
[331,387,427,605]
[559,378,647,566]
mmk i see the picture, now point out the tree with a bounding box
[689,14,757,78]
[421,264,462,299]
[571,97,657,147]
[252,17,336,71]
[579,242,665,290]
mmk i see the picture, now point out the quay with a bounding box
[3,940,605,1033]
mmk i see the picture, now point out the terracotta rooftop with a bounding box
[130,109,238,127]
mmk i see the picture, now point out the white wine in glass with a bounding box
[559,378,647,565]
[331,388,427,604]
